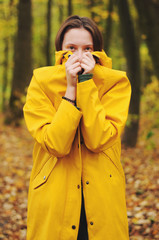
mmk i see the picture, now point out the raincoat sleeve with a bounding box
[77,66,131,152]
[23,74,82,157]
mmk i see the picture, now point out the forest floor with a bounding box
[0,112,159,240]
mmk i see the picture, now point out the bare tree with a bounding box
[89,0,95,20]
[68,0,72,16]
[46,0,53,66]
[134,0,159,79]
[2,38,9,112]
[58,0,64,24]
[103,0,114,55]
[116,0,141,147]
[7,0,32,125]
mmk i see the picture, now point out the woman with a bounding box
[23,15,131,240]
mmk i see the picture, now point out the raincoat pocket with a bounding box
[102,142,125,179]
[32,156,57,189]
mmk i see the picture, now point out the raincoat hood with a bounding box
[55,50,112,68]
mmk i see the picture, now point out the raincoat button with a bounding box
[86,181,89,184]
[90,221,94,225]
[77,185,80,189]
[72,225,76,229]
[43,176,46,180]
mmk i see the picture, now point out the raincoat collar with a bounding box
[55,50,112,69]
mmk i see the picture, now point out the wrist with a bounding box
[65,86,76,100]
[62,96,76,106]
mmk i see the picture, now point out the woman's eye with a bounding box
[69,46,75,50]
[85,47,92,51]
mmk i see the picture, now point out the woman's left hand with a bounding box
[81,52,95,74]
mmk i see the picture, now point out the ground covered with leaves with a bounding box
[0,110,159,239]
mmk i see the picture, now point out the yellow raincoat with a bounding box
[23,50,131,240]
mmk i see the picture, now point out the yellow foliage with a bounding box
[142,77,159,114]
[140,77,159,149]
[100,10,109,20]
[93,15,101,23]
[111,12,119,22]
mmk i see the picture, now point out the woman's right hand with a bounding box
[64,54,81,103]
[65,54,81,87]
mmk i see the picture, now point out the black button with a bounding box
[77,185,80,189]
[110,174,112,177]
[68,54,71,58]
[72,225,76,229]
[90,221,94,225]
[86,181,89,184]
[80,140,83,145]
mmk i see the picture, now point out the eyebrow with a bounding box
[66,43,93,46]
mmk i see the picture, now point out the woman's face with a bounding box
[62,28,94,61]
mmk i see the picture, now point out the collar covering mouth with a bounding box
[55,50,112,69]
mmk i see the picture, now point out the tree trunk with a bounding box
[58,0,63,25]
[46,0,52,66]
[7,0,32,125]
[89,0,95,20]
[68,0,72,16]
[116,0,141,147]
[103,0,114,55]
[2,38,9,112]
[1,1,12,112]
[134,0,159,79]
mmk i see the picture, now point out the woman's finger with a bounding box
[81,54,95,74]
[66,54,79,65]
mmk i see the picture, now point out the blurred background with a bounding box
[0,0,159,239]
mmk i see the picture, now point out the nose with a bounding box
[76,48,83,61]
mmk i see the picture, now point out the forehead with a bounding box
[63,28,93,45]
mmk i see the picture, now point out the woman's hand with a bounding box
[64,54,81,102]
[64,52,95,103]
[65,54,81,87]
[81,52,95,74]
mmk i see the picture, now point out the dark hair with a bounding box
[55,15,103,51]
